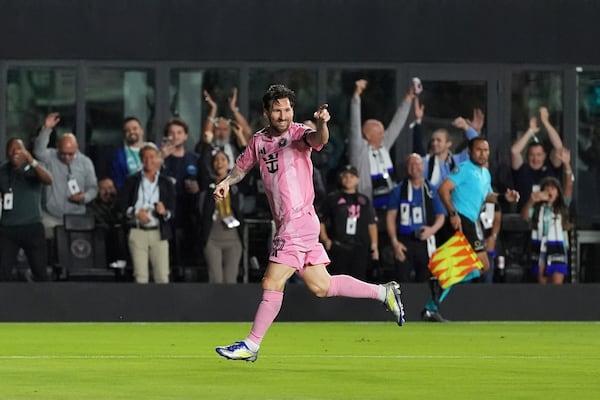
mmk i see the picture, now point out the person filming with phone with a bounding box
[33,112,98,239]
[520,148,573,284]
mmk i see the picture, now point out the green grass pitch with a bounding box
[0,322,599,399]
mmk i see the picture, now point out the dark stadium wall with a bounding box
[1,283,599,322]
[0,0,598,64]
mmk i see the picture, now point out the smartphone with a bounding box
[412,77,423,95]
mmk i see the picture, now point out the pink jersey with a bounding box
[236,122,322,227]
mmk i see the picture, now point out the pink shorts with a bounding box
[269,210,330,272]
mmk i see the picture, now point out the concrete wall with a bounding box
[1,283,598,322]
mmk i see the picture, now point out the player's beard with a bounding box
[270,119,291,135]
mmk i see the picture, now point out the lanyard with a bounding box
[6,167,17,192]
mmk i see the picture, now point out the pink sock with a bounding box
[326,274,379,299]
[247,290,283,345]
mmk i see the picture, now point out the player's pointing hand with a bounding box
[313,103,330,123]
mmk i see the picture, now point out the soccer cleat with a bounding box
[215,341,258,362]
[382,281,405,326]
[421,309,449,323]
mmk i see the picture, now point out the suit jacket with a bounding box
[111,147,132,190]
[119,171,176,241]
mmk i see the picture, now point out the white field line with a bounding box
[0,354,597,360]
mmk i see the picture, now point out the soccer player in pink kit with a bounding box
[214,84,404,362]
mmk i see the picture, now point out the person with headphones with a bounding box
[318,165,378,281]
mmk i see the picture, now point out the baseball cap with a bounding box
[340,165,359,177]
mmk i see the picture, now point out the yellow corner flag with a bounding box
[428,231,484,289]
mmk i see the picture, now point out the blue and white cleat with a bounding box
[382,281,405,326]
[216,341,258,362]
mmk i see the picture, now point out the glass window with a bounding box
[511,71,563,144]
[577,71,600,227]
[417,80,487,154]
[6,67,76,149]
[248,69,318,132]
[325,69,396,183]
[169,68,239,151]
[326,69,397,136]
[85,68,155,147]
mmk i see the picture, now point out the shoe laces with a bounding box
[227,341,248,351]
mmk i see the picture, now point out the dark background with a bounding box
[0,0,597,64]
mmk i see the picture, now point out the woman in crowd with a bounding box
[520,148,573,284]
[199,151,243,283]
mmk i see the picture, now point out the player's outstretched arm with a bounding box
[213,165,247,201]
[307,104,330,148]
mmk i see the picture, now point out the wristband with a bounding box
[29,159,39,168]
[449,211,458,217]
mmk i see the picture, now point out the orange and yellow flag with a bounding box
[428,231,484,289]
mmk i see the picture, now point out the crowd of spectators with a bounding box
[0,80,576,287]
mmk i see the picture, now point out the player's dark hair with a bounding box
[262,84,296,110]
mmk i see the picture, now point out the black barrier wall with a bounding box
[0,0,599,64]
[1,283,599,322]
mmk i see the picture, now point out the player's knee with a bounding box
[308,282,329,298]
[261,276,285,292]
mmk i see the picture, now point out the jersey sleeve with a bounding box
[294,123,323,151]
[235,135,258,171]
